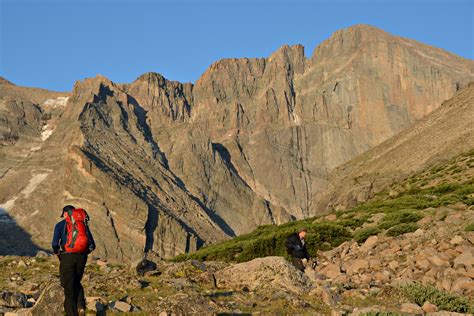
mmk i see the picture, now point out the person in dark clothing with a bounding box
[286,227,310,272]
[52,205,96,316]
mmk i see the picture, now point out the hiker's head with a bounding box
[298,227,307,239]
[61,205,75,217]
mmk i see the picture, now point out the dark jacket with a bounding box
[51,219,96,254]
[286,233,309,259]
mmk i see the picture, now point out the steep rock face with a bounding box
[124,72,193,124]
[184,24,473,219]
[315,82,474,211]
[0,24,473,261]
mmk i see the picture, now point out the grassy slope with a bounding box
[173,149,474,263]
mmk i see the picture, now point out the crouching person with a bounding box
[52,205,96,316]
[286,227,310,272]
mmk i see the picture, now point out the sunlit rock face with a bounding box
[0,24,472,261]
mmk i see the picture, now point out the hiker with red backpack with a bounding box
[52,205,96,316]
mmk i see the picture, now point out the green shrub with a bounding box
[354,227,381,244]
[384,210,423,223]
[174,221,351,263]
[430,183,460,194]
[465,222,474,232]
[399,283,473,313]
[386,223,418,237]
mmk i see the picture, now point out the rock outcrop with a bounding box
[214,256,312,294]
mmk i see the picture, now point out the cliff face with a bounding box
[0,24,473,261]
[314,82,474,212]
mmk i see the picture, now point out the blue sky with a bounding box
[1,0,473,92]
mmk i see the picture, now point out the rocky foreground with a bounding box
[1,203,473,315]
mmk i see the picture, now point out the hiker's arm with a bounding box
[302,245,310,259]
[86,225,96,253]
[51,222,62,255]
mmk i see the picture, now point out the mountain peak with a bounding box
[133,72,167,84]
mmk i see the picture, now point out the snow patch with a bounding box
[43,96,69,108]
[22,173,50,198]
[0,197,19,212]
[0,171,51,213]
[41,124,54,141]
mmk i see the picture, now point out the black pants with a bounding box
[292,258,305,272]
[59,253,88,316]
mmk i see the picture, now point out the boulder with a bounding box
[27,281,63,315]
[400,302,423,314]
[135,259,158,276]
[417,216,433,227]
[413,228,425,237]
[453,251,474,269]
[450,236,464,245]
[360,236,378,252]
[86,297,104,312]
[213,256,312,295]
[110,300,132,312]
[450,277,473,294]
[0,291,28,308]
[426,253,450,267]
[320,263,342,279]
[422,301,438,313]
[346,259,368,275]
[373,271,390,283]
[312,285,341,306]
[35,251,49,258]
[324,214,337,221]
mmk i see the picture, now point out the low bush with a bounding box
[399,283,473,313]
[465,222,474,232]
[386,223,418,237]
[354,227,381,244]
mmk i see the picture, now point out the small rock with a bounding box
[417,216,433,226]
[135,259,157,276]
[400,302,423,314]
[413,229,425,237]
[110,300,132,312]
[325,214,337,221]
[422,301,438,313]
[17,261,27,269]
[191,260,207,271]
[450,236,464,245]
[35,251,49,258]
[389,190,399,198]
[388,260,399,271]
[99,265,111,273]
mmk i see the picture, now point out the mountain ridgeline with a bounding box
[0,24,473,262]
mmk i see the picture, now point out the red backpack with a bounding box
[63,208,89,253]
